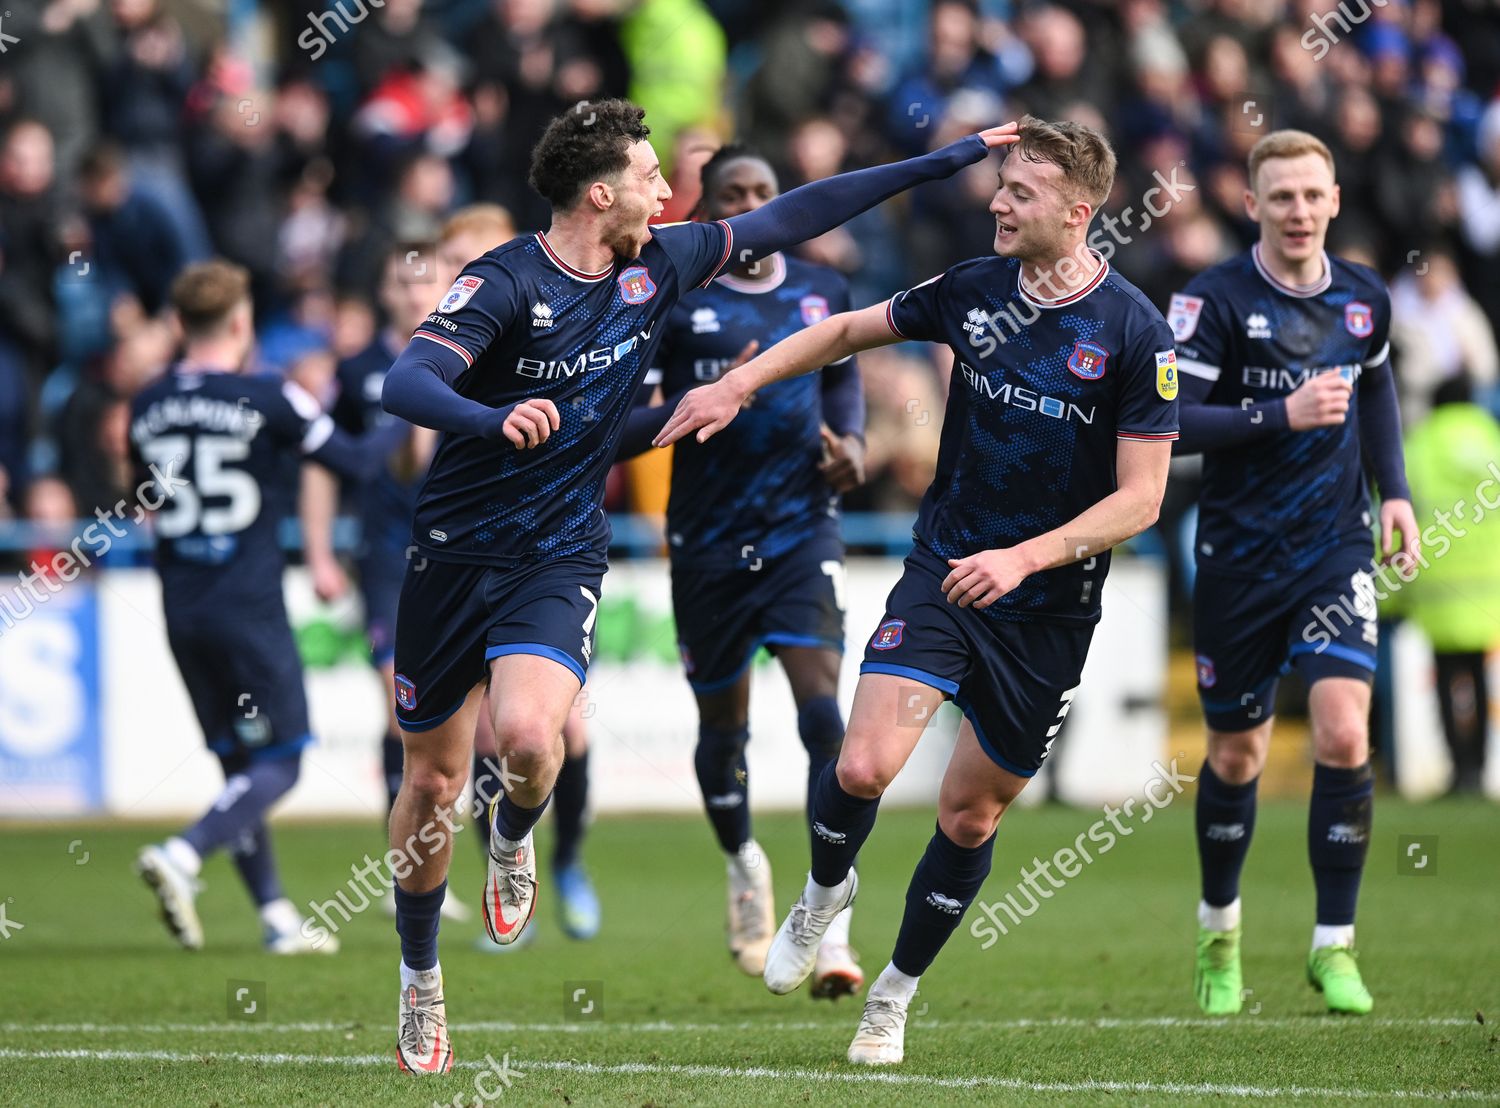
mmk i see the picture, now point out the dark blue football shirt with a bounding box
[887,252,1179,625]
[655,253,858,569]
[406,223,732,565]
[129,365,342,611]
[331,334,419,554]
[1172,246,1392,579]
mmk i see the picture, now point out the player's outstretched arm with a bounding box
[655,304,897,447]
[382,340,560,449]
[723,125,1020,263]
[942,439,1172,609]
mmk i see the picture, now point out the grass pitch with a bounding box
[1,797,1495,1106]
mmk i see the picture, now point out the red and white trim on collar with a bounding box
[1251,242,1331,298]
[414,331,474,367]
[714,251,786,294]
[1018,250,1109,309]
[535,233,613,282]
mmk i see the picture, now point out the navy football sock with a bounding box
[797,696,844,819]
[1308,762,1373,926]
[227,823,284,907]
[808,760,880,888]
[493,791,551,845]
[694,724,751,853]
[471,752,502,853]
[552,750,589,870]
[382,732,404,816]
[182,755,301,859]
[1195,759,1258,909]
[891,824,995,976]
[393,880,446,972]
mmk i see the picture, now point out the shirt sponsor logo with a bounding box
[959,362,1096,424]
[1168,293,1203,342]
[690,307,719,334]
[516,323,656,380]
[1068,340,1109,380]
[618,265,657,304]
[1344,300,1374,338]
[1156,349,1179,400]
[1245,312,1272,339]
[438,275,484,314]
[1242,364,1362,391]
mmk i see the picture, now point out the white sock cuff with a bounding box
[164,837,202,877]
[1312,923,1355,951]
[399,960,442,990]
[803,872,847,908]
[870,961,920,1003]
[1198,898,1241,932]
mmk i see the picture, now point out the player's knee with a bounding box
[835,753,892,799]
[796,695,844,760]
[1313,715,1368,767]
[694,724,747,777]
[401,761,466,808]
[491,714,558,764]
[1207,731,1265,784]
[938,802,1003,848]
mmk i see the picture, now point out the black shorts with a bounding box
[165,609,311,762]
[392,550,604,732]
[858,546,1093,777]
[1193,541,1379,732]
[670,529,845,693]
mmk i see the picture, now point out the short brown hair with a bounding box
[170,260,251,339]
[1013,116,1116,210]
[528,99,651,210]
[1247,129,1336,190]
[440,203,516,246]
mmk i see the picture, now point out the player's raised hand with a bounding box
[501,397,560,449]
[943,548,1030,609]
[975,121,1022,150]
[819,425,866,493]
[654,379,748,446]
[1285,371,1352,431]
[1378,497,1421,569]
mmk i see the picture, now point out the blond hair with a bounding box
[1013,116,1116,210]
[440,203,516,247]
[1248,130,1335,191]
[170,260,251,339]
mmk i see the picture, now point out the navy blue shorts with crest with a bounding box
[859,545,1093,777]
[393,550,604,732]
[670,527,845,693]
[165,608,311,762]
[1192,540,1378,732]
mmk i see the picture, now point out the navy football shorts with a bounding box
[859,545,1093,777]
[670,529,846,693]
[1192,541,1379,732]
[392,550,605,732]
[356,548,405,669]
[165,608,311,762]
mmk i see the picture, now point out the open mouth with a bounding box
[1285,228,1312,247]
[996,220,1018,238]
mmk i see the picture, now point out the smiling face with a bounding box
[595,139,672,260]
[701,156,778,221]
[988,151,1088,264]
[1246,151,1339,271]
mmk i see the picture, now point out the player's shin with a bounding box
[889,823,996,980]
[228,823,284,908]
[797,696,844,818]
[552,749,590,870]
[1195,759,1258,928]
[1308,761,1373,947]
[694,724,751,853]
[383,732,405,815]
[808,760,880,897]
[182,755,302,858]
[394,879,447,972]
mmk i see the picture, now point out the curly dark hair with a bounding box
[528,99,652,211]
[696,143,768,198]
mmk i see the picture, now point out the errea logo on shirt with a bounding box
[690,307,720,334]
[531,302,555,328]
[1245,312,1272,339]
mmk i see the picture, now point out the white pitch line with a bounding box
[0,1047,1491,1102]
[0,1016,1481,1035]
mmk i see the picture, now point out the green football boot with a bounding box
[1307,945,1374,1014]
[1194,925,1244,1015]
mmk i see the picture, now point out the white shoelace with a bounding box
[859,997,906,1039]
[400,988,446,1056]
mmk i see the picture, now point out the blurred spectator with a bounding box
[1457,100,1500,326]
[0,335,30,514]
[353,0,449,93]
[2,0,112,178]
[0,120,64,377]
[1400,375,1500,796]
[1389,247,1499,426]
[78,142,203,314]
[741,2,855,156]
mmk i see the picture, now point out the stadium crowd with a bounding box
[5,0,1500,666]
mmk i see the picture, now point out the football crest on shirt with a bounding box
[690,307,720,334]
[437,275,484,314]
[1345,300,1374,338]
[1195,654,1216,688]
[800,294,831,326]
[1168,293,1203,341]
[618,266,657,304]
[1068,341,1109,380]
[395,673,417,711]
[1155,350,1179,400]
[871,618,906,650]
